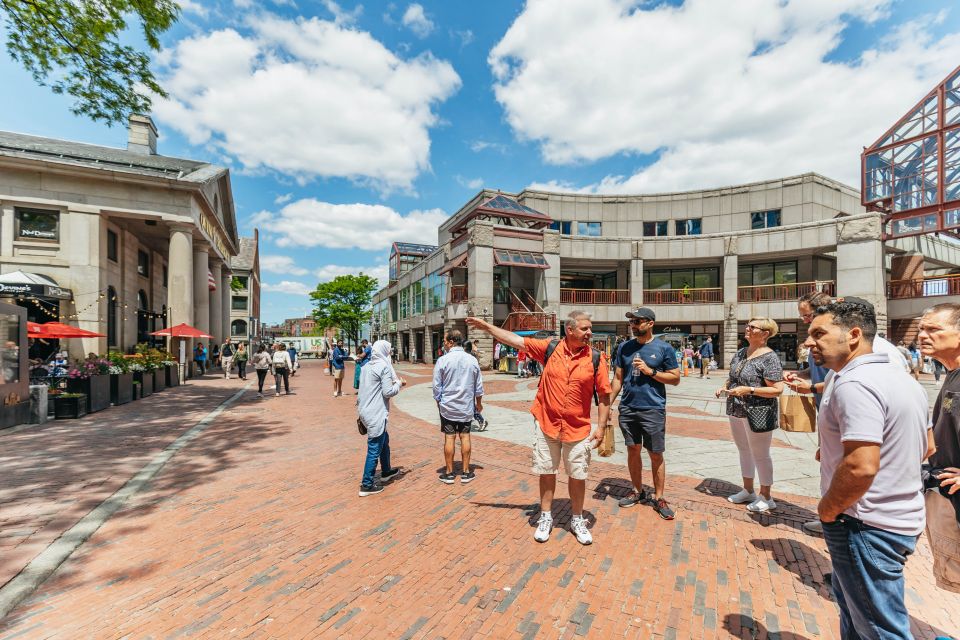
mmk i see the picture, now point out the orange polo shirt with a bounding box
[524,337,611,443]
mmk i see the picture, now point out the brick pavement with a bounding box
[1,361,958,639]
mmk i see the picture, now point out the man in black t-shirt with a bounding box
[918,302,960,593]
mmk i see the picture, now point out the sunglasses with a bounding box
[745,324,767,332]
[629,318,653,324]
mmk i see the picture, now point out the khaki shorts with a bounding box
[333,368,344,380]
[532,421,591,480]
[925,491,960,593]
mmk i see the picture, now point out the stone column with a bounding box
[468,221,496,369]
[193,243,210,335]
[168,225,194,372]
[408,330,416,362]
[836,215,887,333]
[209,261,222,346]
[630,243,644,307]
[423,325,434,365]
[721,237,739,368]
[540,229,561,311]
[221,270,231,342]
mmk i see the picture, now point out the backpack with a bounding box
[541,338,603,406]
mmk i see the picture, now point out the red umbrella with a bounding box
[27,321,43,338]
[150,323,214,339]
[34,322,105,338]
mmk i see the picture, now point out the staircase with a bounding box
[501,289,557,332]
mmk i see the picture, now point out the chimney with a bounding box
[127,114,158,155]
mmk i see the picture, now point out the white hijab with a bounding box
[370,339,397,380]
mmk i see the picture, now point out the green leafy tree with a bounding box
[311,274,378,349]
[0,0,180,124]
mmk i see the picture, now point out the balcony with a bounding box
[643,288,722,304]
[888,274,960,299]
[450,284,468,303]
[560,288,630,305]
[738,281,835,303]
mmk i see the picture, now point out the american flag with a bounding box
[208,270,216,291]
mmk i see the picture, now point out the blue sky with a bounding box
[2,0,960,323]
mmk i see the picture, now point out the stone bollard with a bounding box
[29,384,48,425]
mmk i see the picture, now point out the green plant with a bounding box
[106,351,129,373]
[58,392,86,399]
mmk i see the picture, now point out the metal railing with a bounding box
[501,312,558,332]
[643,288,722,304]
[450,284,468,303]
[887,274,960,299]
[561,289,631,305]
[738,281,835,303]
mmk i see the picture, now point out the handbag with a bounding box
[357,417,367,435]
[731,353,779,433]
[598,422,616,457]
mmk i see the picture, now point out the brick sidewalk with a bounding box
[1,361,958,639]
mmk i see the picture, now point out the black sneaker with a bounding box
[461,471,476,483]
[618,490,648,508]
[439,472,456,484]
[380,468,401,483]
[653,497,675,520]
[358,483,384,497]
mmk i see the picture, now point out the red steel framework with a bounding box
[861,64,960,241]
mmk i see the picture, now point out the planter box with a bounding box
[66,375,111,413]
[134,371,153,398]
[111,372,133,406]
[54,395,87,419]
[1,400,30,429]
[166,364,180,387]
[132,383,140,401]
[153,368,166,393]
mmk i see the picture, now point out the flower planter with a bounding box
[66,375,111,413]
[110,372,134,406]
[166,364,180,387]
[134,371,153,398]
[54,395,88,419]
[132,382,140,401]
[153,368,166,393]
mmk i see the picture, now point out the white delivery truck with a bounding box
[275,337,328,359]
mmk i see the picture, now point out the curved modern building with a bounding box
[371,172,960,369]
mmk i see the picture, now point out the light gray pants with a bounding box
[728,416,774,485]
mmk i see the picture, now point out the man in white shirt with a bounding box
[805,300,928,639]
[433,330,485,484]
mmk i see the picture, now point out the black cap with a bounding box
[625,307,656,321]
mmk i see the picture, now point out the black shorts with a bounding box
[440,414,472,435]
[618,407,666,453]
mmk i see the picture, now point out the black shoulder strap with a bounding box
[543,338,561,366]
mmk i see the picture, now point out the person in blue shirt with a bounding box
[332,339,347,397]
[287,344,298,376]
[353,339,372,392]
[697,336,714,378]
[433,330,484,484]
[608,307,681,520]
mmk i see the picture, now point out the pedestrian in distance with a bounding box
[716,317,784,513]
[332,339,347,397]
[211,343,220,370]
[353,346,364,391]
[220,337,235,380]
[194,342,207,376]
[697,336,714,378]
[917,302,960,594]
[466,310,612,546]
[251,344,272,398]
[357,339,405,496]
[272,342,293,397]
[353,339,371,394]
[806,300,929,639]
[235,341,248,380]
[287,344,298,376]
[433,330,484,484]
[609,307,681,520]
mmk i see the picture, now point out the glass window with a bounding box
[738,264,753,286]
[577,222,602,237]
[767,210,782,228]
[751,212,765,229]
[234,276,248,289]
[107,230,118,262]
[671,270,694,290]
[231,319,248,335]
[739,261,797,286]
[753,263,774,285]
[137,250,149,277]
[550,221,572,234]
[15,208,59,241]
[232,296,248,311]
[675,219,702,235]
[493,267,510,303]
[693,268,718,288]
[643,221,668,236]
[751,209,782,229]
[774,261,797,284]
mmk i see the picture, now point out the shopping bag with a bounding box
[598,422,616,457]
[779,390,816,433]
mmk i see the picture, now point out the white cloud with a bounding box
[315,263,390,287]
[153,15,460,192]
[402,3,434,38]
[255,198,447,250]
[490,0,960,192]
[453,29,474,48]
[261,255,310,276]
[455,175,483,190]
[322,0,363,25]
[262,280,313,296]
[470,139,507,154]
[274,193,293,205]
[177,0,208,17]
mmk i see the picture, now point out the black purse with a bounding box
[732,354,779,433]
[357,417,367,435]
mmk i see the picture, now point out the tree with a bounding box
[0,0,180,125]
[310,274,378,349]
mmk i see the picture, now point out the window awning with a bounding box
[437,252,468,275]
[494,249,549,269]
[0,270,73,300]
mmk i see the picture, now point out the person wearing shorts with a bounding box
[466,311,611,545]
[609,307,680,520]
[332,340,347,397]
[433,330,484,485]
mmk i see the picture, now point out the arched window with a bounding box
[231,319,247,337]
[137,290,149,345]
[107,286,118,347]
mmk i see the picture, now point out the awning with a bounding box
[0,270,73,300]
[437,252,468,275]
[494,250,549,269]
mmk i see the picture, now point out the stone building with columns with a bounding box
[372,173,960,370]
[0,116,240,360]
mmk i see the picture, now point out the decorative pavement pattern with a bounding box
[0,361,957,639]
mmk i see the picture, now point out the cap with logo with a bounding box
[625,307,656,321]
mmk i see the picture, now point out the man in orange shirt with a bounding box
[466,311,611,545]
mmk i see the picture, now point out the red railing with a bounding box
[501,312,557,332]
[738,281,835,303]
[643,288,722,304]
[887,274,960,299]
[560,289,631,305]
[450,284,468,303]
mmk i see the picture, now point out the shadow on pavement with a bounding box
[723,613,812,640]
[470,499,596,528]
[693,478,819,531]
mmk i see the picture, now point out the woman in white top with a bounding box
[272,343,293,396]
[251,344,273,398]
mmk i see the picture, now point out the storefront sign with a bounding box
[0,283,72,300]
[199,211,230,260]
[19,228,57,240]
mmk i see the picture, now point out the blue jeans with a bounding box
[821,515,918,640]
[361,430,391,487]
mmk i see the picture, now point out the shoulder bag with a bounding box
[732,354,779,433]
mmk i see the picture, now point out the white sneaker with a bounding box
[570,516,593,545]
[802,520,823,535]
[533,513,553,543]
[333,392,338,397]
[747,497,777,513]
[727,489,757,504]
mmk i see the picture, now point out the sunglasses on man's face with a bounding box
[629,318,652,325]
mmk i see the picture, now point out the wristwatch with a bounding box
[750,387,756,395]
